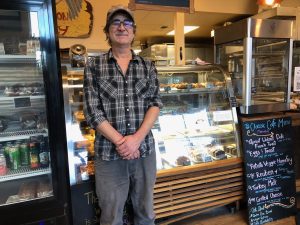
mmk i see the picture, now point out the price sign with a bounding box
[14,97,31,108]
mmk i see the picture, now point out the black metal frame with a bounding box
[0,1,71,224]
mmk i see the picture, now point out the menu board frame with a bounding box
[240,115,297,225]
[129,0,195,13]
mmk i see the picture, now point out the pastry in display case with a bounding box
[215,18,293,114]
[152,64,241,171]
[62,65,95,185]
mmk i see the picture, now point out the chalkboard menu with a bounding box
[241,116,296,225]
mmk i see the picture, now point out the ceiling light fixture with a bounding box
[167,26,199,36]
[257,0,282,6]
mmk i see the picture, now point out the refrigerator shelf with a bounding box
[0,167,51,182]
[0,95,45,102]
[0,55,37,64]
[0,129,48,141]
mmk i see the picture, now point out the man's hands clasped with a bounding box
[115,135,141,160]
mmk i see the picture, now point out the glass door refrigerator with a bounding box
[0,1,71,224]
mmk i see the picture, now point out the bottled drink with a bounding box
[9,142,21,170]
[19,140,30,167]
[0,152,7,175]
[29,142,40,169]
[0,153,7,175]
[3,142,11,169]
[39,137,49,168]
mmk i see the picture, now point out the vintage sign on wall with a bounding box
[56,0,93,38]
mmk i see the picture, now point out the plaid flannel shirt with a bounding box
[83,49,163,160]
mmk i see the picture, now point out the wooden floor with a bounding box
[170,210,296,225]
[159,206,297,225]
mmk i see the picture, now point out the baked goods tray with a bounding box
[160,87,225,95]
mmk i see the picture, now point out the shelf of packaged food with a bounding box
[0,95,45,101]
[0,166,51,182]
[0,129,48,142]
[0,97,45,112]
[158,153,235,170]
[160,87,226,96]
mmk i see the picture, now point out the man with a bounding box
[83,5,163,225]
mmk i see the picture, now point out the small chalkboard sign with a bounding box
[14,97,31,108]
[129,0,194,13]
[71,182,100,225]
[241,116,296,225]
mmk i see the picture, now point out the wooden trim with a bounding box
[156,195,243,218]
[155,167,242,188]
[154,158,244,219]
[154,177,243,199]
[154,186,242,209]
[296,179,300,192]
[155,171,243,193]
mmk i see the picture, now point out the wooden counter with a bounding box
[154,158,244,220]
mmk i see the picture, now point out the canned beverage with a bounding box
[29,142,40,169]
[4,142,12,169]
[0,153,7,175]
[19,140,30,167]
[9,142,21,170]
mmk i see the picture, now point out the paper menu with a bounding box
[183,110,210,130]
[161,139,190,166]
[159,114,186,134]
[294,67,300,92]
[212,110,233,122]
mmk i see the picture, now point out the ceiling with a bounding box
[132,9,256,46]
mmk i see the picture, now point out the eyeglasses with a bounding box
[110,19,134,29]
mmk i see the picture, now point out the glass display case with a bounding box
[154,64,241,171]
[62,63,241,175]
[214,18,293,114]
[62,62,242,221]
